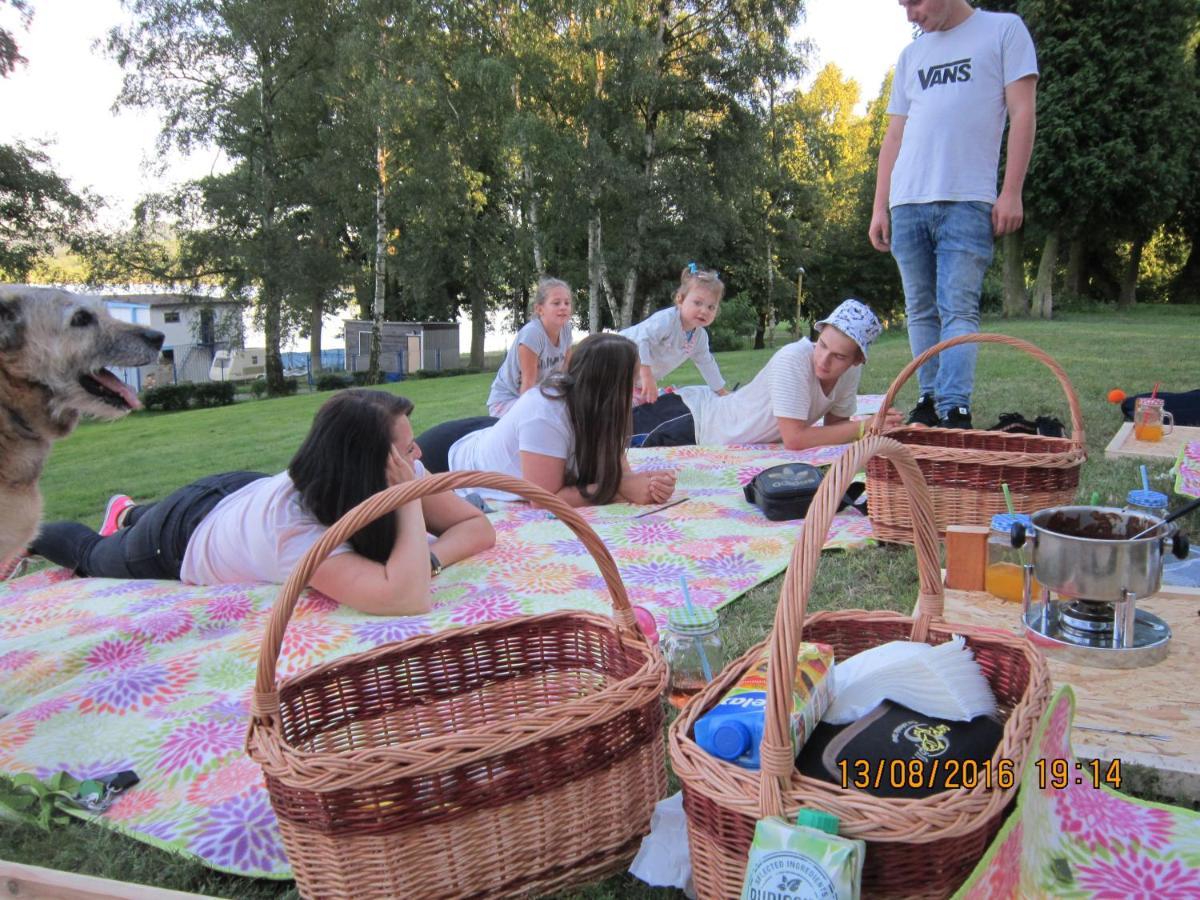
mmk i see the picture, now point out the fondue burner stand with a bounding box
[1012,506,1189,669]
[1021,576,1171,669]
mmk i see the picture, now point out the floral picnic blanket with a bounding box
[0,437,877,879]
[956,686,1200,899]
[1175,440,1200,499]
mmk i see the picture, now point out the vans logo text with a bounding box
[918,58,972,89]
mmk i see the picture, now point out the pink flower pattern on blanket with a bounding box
[0,439,885,878]
[1175,440,1200,498]
[955,686,1200,899]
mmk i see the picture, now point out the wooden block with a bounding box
[944,525,989,591]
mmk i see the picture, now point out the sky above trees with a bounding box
[0,0,910,224]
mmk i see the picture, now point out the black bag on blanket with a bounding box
[742,463,866,521]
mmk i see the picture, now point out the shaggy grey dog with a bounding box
[0,285,164,567]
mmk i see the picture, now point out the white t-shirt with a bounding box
[679,338,860,445]
[486,318,573,411]
[619,306,725,390]
[887,10,1038,207]
[180,461,429,585]
[448,387,574,500]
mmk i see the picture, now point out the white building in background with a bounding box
[98,292,247,385]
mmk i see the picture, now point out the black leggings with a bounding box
[631,393,697,447]
[415,416,497,472]
[31,471,268,580]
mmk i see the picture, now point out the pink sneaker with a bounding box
[99,494,135,536]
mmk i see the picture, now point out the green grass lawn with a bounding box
[6,306,1200,898]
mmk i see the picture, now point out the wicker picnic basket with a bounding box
[865,332,1086,543]
[669,436,1053,899]
[246,471,668,899]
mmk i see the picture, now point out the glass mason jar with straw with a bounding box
[985,483,1038,603]
[1125,465,1169,524]
[664,576,726,709]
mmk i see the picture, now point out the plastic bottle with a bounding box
[740,809,865,900]
[694,643,834,770]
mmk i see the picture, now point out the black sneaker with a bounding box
[906,394,940,427]
[940,406,973,429]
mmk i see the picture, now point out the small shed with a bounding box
[343,320,461,374]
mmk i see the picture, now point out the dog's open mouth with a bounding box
[79,368,143,411]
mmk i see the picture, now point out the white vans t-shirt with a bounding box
[448,388,574,500]
[679,339,859,445]
[887,10,1038,207]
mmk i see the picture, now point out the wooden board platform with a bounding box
[932,582,1200,799]
[1104,421,1200,461]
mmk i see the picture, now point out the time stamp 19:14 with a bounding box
[838,757,1123,792]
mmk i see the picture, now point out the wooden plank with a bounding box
[0,861,212,899]
[926,583,1200,799]
[1104,421,1200,461]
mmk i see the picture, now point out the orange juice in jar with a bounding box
[986,513,1037,603]
[1134,397,1173,443]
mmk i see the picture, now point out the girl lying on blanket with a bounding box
[418,332,678,507]
[632,298,905,449]
[30,390,496,616]
[619,263,729,405]
[486,276,574,417]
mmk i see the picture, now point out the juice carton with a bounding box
[740,810,865,900]
[694,642,834,770]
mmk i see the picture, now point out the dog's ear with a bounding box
[0,296,25,352]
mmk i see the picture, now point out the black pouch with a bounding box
[742,463,865,521]
[796,701,1004,799]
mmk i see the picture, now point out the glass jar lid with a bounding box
[1126,489,1168,509]
[667,606,719,635]
[990,513,1033,533]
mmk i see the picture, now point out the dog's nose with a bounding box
[143,329,165,351]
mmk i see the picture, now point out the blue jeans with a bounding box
[891,201,994,414]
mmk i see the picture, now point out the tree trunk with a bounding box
[308,290,323,377]
[467,275,486,369]
[1064,236,1085,299]
[1001,229,1027,317]
[368,140,387,385]
[257,61,285,395]
[764,231,775,348]
[1118,237,1143,307]
[524,160,546,278]
[1031,229,1059,319]
[587,212,602,333]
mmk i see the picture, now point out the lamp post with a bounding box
[793,266,805,339]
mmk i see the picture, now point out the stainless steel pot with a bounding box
[1011,505,1189,601]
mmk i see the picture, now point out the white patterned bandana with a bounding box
[815,299,883,362]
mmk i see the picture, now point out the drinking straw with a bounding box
[1001,483,1015,515]
[1151,381,1161,400]
[1141,465,1151,493]
[679,575,714,682]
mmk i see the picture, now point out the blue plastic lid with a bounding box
[991,513,1033,532]
[1126,489,1168,509]
[710,721,751,760]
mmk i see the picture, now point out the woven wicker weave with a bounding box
[669,436,1053,900]
[246,471,668,899]
[865,332,1086,543]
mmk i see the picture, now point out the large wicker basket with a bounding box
[669,436,1053,900]
[246,472,668,899]
[865,332,1086,543]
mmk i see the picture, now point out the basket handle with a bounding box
[251,470,640,725]
[866,332,1085,448]
[755,436,944,819]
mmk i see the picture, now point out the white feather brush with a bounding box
[823,635,997,724]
